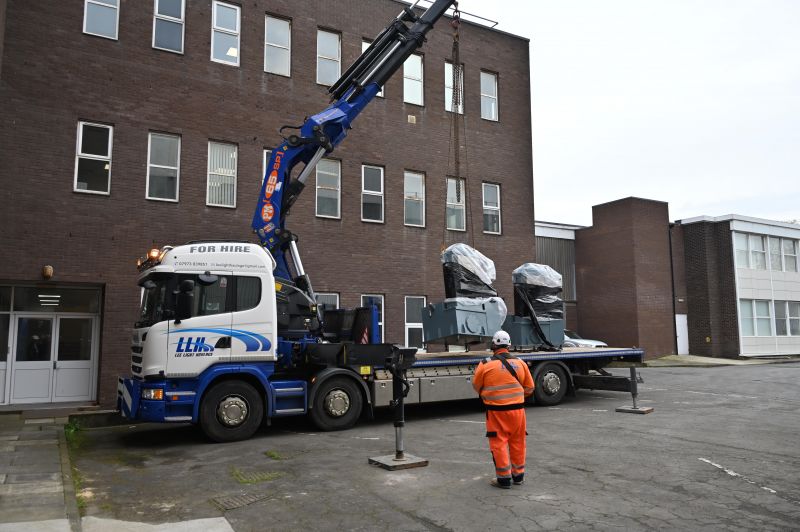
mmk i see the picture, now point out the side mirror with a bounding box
[174,280,194,323]
[198,272,218,286]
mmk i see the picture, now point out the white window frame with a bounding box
[740,299,772,337]
[206,141,237,208]
[444,61,463,114]
[316,29,341,86]
[146,132,181,202]
[211,1,240,66]
[361,165,384,224]
[315,159,341,219]
[446,177,466,232]
[768,236,783,272]
[480,71,498,121]
[262,149,272,185]
[264,15,291,76]
[782,238,799,273]
[403,54,424,106]
[74,121,113,195]
[361,294,384,343]
[83,0,119,40]
[734,232,749,268]
[404,296,426,349]
[481,182,501,235]
[362,40,384,97]
[403,171,425,228]
[749,234,767,270]
[152,0,185,54]
[315,292,340,310]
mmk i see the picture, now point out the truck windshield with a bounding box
[136,273,174,328]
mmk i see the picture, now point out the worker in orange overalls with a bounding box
[472,330,535,489]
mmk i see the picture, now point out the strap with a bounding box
[492,354,521,385]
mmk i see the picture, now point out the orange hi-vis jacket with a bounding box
[472,349,535,409]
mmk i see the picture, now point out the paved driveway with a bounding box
[71,364,800,531]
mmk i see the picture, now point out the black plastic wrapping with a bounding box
[443,262,498,299]
[513,286,563,319]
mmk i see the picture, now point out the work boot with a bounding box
[490,478,512,489]
[513,474,524,485]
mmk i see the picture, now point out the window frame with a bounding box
[315,292,340,310]
[146,132,181,202]
[211,0,241,66]
[361,164,385,224]
[262,148,272,185]
[316,29,341,86]
[362,40,384,97]
[403,53,424,106]
[206,140,238,208]
[360,294,384,343]
[740,299,773,337]
[446,176,467,232]
[83,0,120,40]
[152,0,185,54]
[481,182,501,235]
[74,121,113,195]
[444,61,464,114]
[749,234,767,270]
[264,15,291,76]
[480,70,499,121]
[782,238,799,273]
[403,170,426,228]
[404,295,426,349]
[315,158,341,219]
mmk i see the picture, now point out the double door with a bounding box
[6,314,98,404]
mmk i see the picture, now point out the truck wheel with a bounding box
[200,380,264,443]
[534,364,568,406]
[310,377,363,431]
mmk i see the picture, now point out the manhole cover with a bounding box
[211,492,271,511]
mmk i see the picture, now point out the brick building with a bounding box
[0,0,535,406]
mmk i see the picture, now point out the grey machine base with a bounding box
[369,454,429,470]
[615,406,654,414]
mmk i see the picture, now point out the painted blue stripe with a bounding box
[165,328,272,352]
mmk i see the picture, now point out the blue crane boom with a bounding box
[251,0,456,288]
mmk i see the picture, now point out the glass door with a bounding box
[0,314,9,403]
[10,316,55,403]
[52,317,96,402]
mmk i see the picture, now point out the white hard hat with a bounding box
[491,330,511,348]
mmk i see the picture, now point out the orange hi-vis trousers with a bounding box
[486,409,526,480]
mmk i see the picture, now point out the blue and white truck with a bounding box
[117,0,646,442]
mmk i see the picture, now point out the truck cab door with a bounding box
[166,272,233,376]
[230,274,276,361]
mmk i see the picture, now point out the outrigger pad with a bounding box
[369,454,429,470]
[615,405,654,414]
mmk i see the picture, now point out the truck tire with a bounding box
[200,380,264,443]
[534,364,568,406]
[310,376,363,431]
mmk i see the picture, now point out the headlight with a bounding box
[142,388,164,400]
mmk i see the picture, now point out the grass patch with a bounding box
[64,419,86,453]
[230,467,285,485]
[263,450,284,460]
[64,419,89,515]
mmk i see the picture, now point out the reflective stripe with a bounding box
[495,465,512,473]
[497,474,512,479]
[523,387,534,393]
[512,463,525,469]
[482,383,520,392]
[481,391,524,402]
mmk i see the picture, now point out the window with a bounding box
[315,293,340,310]
[750,235,766,270]
[236,277,261,311]
[84,0,119,40]
[482,183,501,234]
[315,159,340,218]
[265,16,291,76]
[405,296,426,349]
[361,165,384,223]
[146,133,180,201]
[444,62,463,114]
[480,71,498,121]
[317,30,340,86]
[207,141,237,207]
[740,299,771,336]
[783,239,798,272]
[446,177,466,231]
[74,122,113,194]
[211,1,240,66]
[734,232,749,268]
[362,41,384,97]
[153,0,184,53]
[774,301,800,336]
[769,237,782,271]
[361,295,384,342]
[262,149,272,185]
[404,54,424,106]
[404,171,425,227]
[180,274,228,317]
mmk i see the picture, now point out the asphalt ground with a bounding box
[68,363,800,531]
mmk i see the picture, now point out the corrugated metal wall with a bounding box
[535,236,576,301]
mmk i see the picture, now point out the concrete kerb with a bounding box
[644,354,800,368]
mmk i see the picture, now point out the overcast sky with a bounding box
[455,0,800,226]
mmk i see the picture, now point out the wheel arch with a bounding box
[531,360,575,396]
[309,368,372,416]
[192,366,272,422]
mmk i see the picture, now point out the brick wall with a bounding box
[0,0,534,406]
[575,198,675,357]
[681,221,739,357]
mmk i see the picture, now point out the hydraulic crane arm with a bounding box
[251,0,456,285]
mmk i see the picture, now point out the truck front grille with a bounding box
[131,344,143,375]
